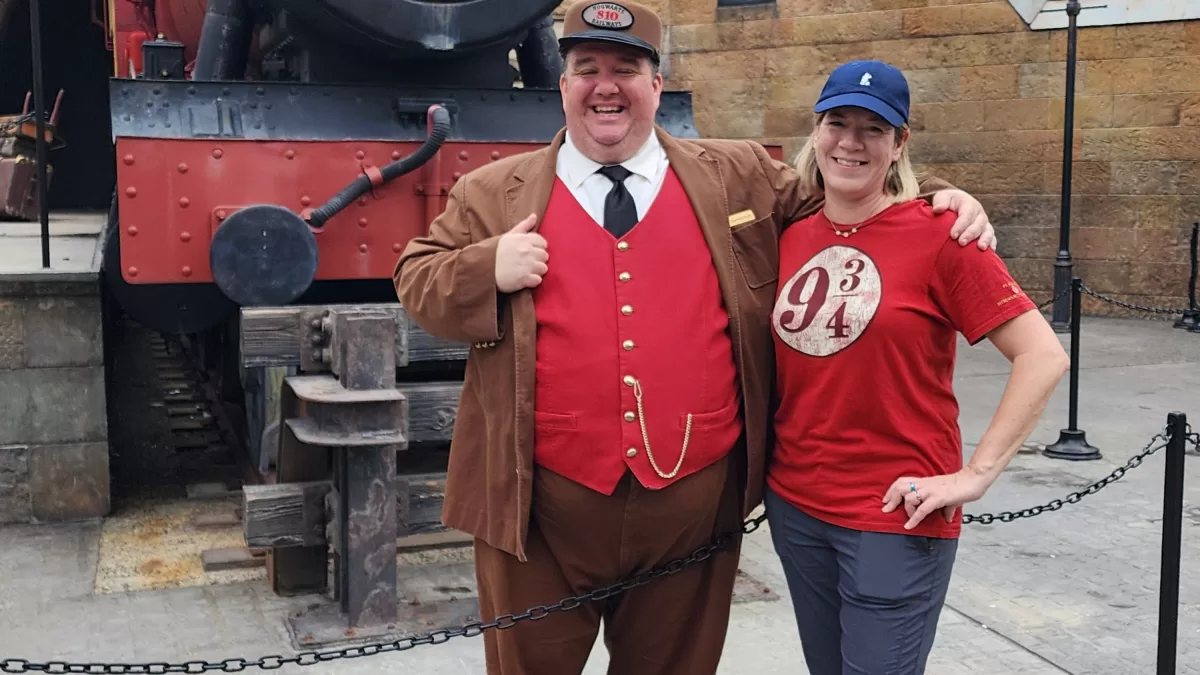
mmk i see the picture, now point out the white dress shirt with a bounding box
[554,130,670,227]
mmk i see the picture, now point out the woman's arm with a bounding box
[882,308,1069,529]
[965,310,1070,484]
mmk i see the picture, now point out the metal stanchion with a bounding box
[30,0,50,269]
[1174,222,1199,332]
[1044,277,1101,460]
[1050,0,1082,333]
[1156,411,1187,675]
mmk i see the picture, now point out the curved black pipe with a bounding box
[193,0,253,80]
[516,14,562,89]
[307,104,452,228]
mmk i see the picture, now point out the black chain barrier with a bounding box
[1079,284,1190,316]
[3,425,1195,675]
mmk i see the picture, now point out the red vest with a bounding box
[531,168,743,494]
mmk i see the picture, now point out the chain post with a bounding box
[1156,412,1187,675]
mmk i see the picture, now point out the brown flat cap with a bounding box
[558,1,662,63]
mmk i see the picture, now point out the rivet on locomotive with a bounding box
[100,0,698,640]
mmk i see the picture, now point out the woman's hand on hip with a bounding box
[881,469,990,530]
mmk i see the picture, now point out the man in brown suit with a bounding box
[393,2,995,673]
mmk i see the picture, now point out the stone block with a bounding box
[689,78,767,112]
[906,68,961,103]
[670,50,765,82]
[1182,96,1200,127]
[1073,227,1138,263]
[1177,162,1200,194]
[29,442,109,522]
[1047,95,1114,130]
[1148,128,1200,161]
[764,73,827,109]
[1135,228,1192,265]
[977,195,1058,230]
[694,109,765,139]
[910,101,985,132]
[0,366,107,446]
[1135,196,1200,231]
[764,108,814,138]
[762,44,864,79]
[909,129,1066,164]
[1129,263,1192,298]
[0,299,22,370]
[1112,23,1200,59]
[791,10,904,46]
[960,65,1018,101]
[1108,94,1185,129]
[23,296,103,368]
[1043,161,1112,195]
[0,445,30,524]
[992,226,1058,260]
[1078,128,1154,162]
[1070,195,1139,230]
[1109,162,1180,196]
[902,3,1023,38]
[983,98,1048,131]
[1048,27,1117,62]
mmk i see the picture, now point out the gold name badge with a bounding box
[728,209,756,228]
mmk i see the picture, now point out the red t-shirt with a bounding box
[766,199,1037,539]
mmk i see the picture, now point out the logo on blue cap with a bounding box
[814,60,910,128]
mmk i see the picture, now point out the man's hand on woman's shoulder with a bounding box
[932,189,996,251]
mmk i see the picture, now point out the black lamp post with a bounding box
[1050,0,1082,333]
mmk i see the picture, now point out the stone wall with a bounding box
[0,277,109,524]
[556,0,1199,313]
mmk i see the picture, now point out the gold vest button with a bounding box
[617,241,629,251]
[619,272,631,282]
[624,411,635,422]
[623,375,635,386]
[622,340,634,350]
[621,305,633,315]
[626,447,638,457]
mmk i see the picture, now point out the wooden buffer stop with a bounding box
[236,304,471,644]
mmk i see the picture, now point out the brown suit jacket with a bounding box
[393,125,951,560]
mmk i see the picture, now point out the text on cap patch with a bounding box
[582,3,635,29]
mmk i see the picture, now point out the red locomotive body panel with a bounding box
[114,139,541,285]
[115,138,785,286]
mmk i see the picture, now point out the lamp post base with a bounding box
[1043,428,1101,461]
[1174,309,1199,331]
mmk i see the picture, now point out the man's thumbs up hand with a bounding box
[495,213,549,293]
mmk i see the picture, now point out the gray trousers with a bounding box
[764,487,958,675]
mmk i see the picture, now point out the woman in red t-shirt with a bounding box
[765,59,1069,674]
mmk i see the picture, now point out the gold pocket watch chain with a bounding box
[631,378,691,479]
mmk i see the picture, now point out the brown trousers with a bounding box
[473,452,745,675]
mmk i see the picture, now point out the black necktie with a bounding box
[597,165,638,238]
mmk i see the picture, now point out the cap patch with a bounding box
[582,3,635,29]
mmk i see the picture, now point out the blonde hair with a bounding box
[793,111,920,203]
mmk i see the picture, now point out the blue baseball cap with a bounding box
[813,60,910,128]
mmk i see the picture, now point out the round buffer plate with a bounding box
[210,204,319,306]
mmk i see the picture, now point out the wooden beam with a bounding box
[395,382,461,444]
[244,472,450,548]
[239,303,469,369]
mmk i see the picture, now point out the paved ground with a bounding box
[0,211,105,278]
[1,313,1198,674]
